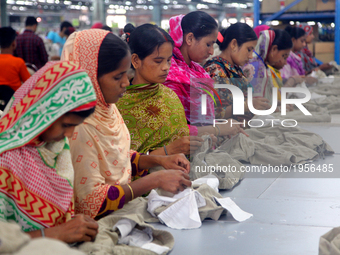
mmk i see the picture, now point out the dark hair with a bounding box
[127,23,174,61]
[181,11,218,40]
[64,27,75,37]
[124,23,135,34]
[25,16,38,27]
[102,25,112,32]
[66,107,95,118]
[0,27,17,48]
[285,26,305,40]
[217,22,257,51]
[60,21,73,31]
[97,33,130,78]
[272,29,293,50]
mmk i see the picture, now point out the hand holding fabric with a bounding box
[154,170,191,194]
[160,154,190,174]
[47,214,98,243]
[167,136,203,155]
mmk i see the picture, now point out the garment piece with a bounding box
[0,221,85,255]
[204,56,254,121]
[78,214,174,255]
[15,30,48,69]
[191,135,244,190]
[0,61,96,231]
[246,30,275,104]
[47,31,66,56]
[281,51,305,80]
[62,29,147,218]
[164,15,215,136]
[116,83,189,153]
[319,226,340,255]
[219,126,334,165]
[214,197,253,222]
[0,54,31,91]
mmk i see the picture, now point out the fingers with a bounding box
[239,128,249,137]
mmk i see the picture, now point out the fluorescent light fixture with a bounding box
[307,21,315,26]
[271,20,279,26]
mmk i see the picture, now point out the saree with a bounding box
[280,51,305,80]
[62,29,148,219]
[116,83,189,154]
[204,56,254,121]
[0,61,96,231]
[164,15,215,136]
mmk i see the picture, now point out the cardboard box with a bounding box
[314,42,334,54]
[285,0,309,12]
[315,53,334,63]
[261,0,280,13]
[316,0,335,11]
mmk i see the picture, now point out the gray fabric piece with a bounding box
[319,227,340,255]
[0,221,84,255]
[78,214,174,255]
[219,126,334,165]
[190,135,244,190]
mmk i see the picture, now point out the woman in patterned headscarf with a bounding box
[62,29,191,219]
[296,23,332,74]
[0,61,99,243]
[164,11,246,137]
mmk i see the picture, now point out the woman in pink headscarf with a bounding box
[164,11,246,138]
[254,25,270,38]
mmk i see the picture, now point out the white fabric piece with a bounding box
[214,197,253,222]
[141,243,170,255]
[192,174,219,193]
[287,82,309,98]
[311,69,327,79]
[114,218,137,239]
[157,190,205,230]
[119,227,153,247]
[114,218,170,255]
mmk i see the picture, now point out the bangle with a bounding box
[163,145,168,155]
[290,77,296,85]
[127,184,134,200]
[41,228,45,238]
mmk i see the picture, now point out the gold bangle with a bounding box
[127,184,134,200]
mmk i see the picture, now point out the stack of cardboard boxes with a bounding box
[260,0,336,63]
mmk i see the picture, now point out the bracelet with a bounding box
[163,145,168,155]
[214,126,218,136]
[127,184,134,200]
[41,228,45,238]
[290,76,297,85]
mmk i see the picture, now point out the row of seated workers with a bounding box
[0,11,332,247]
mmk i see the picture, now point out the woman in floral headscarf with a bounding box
[62,29,191,219]
[0,61,99,243]
[165,11,246,136]
[296,23,332,74]
[247,29,292,104]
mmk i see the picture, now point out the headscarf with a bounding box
[254,25,270,38]
[61,29,132,218]
[116,83,189,154]
[280,51,305,79]
[296,23,317,73]
[0,61,96,231]
[247,30,275,102]
[164,15,215,133]
[91,22,103,29]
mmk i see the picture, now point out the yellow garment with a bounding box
[268,65,282,101]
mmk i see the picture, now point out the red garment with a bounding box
[15,30,48,69]
[164,15,215,136]
[0,54,31,91]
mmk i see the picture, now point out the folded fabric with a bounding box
[219,126,334,165]
[79,214,174,255]
[114,218,169,255]
[319,226,340,255]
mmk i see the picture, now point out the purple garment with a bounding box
[280,52,305,80]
